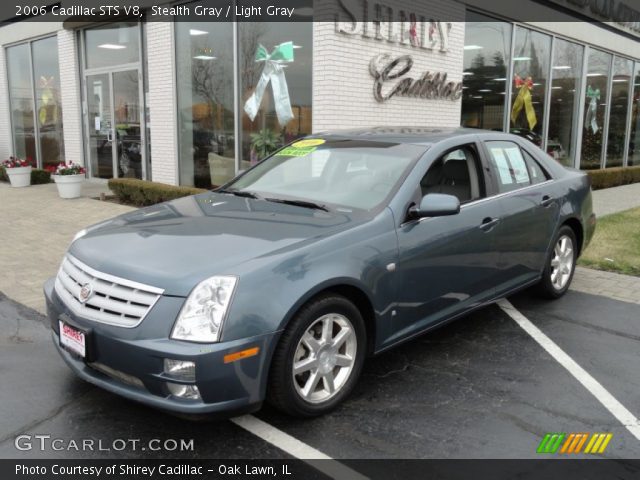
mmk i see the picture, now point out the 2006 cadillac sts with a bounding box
[44,128,595,417]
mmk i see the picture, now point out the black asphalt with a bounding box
[0,288,639,462]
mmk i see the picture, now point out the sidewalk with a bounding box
[0,181,133,313]
[0,181,638,314]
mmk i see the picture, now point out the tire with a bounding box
[267,294,366,417]
[537,225,578,299]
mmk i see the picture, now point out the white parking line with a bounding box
[498,299,640,441]
[231,414,369,480]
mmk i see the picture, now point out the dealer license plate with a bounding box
[59,320,86,358]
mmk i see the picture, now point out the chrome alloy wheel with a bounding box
[292,313,357,404]
[550,234,574,290]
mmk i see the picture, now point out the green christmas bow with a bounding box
[585,85,601,134]
[244,41,295,126]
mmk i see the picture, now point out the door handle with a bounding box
[541,195,554,207]
[479,217,500,232]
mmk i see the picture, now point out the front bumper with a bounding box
[45,277,278,416]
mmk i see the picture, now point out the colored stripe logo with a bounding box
[537,433,612,454]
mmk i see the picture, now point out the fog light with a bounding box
[167,382,201,400]
[164,359,196,381]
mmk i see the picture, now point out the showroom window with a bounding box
[6,35,64,169]
[239,22,312,169]
[580,49,612,170]
[509,26,551,146]
[605,57,633,168]
[176,20,235,188]
[547,39,584,167]
[461,12,512,130]
[629,63,640,167]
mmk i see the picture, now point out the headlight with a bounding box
[171,276,237,343]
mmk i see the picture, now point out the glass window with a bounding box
[461,12,512,130]
[580,49,612,169]
[85,22,140,69]
[176,20,235,188]
[606,57,633,168]
[486,141,532,192]
[228,140,425,211]
[629,64,640,167]
[421,146,484,204]
[239,22,312,169]
[32,36,64,169]
[6,44,36,165]
[522,150,550,184]
[509,27,551,147]
[547,39,584,167]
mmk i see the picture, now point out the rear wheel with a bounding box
[267,294,366,417]
[538,226,577,299]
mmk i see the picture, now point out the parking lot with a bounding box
[1,285,638,465]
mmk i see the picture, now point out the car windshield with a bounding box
[226,139,426,210]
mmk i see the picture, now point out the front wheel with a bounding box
[538,226,577,299]
[267,294,366,417]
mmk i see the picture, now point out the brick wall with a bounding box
[57,30,83,165]
[312,1,465,132]
[146,22,179,185]
[0,47,10,160]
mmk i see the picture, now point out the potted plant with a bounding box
[50,161,86,199]
[1,157,32,188]
[249,128,282,165]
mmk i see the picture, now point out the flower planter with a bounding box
[6,166,32,188]
[53,174,84,199]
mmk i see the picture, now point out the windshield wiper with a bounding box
[265,197,329,212]
[216,189,260,199]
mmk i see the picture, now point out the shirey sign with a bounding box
[335,0,463,103]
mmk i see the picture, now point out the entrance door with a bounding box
[86,69,145,179]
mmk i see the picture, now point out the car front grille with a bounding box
[54,254,163,328]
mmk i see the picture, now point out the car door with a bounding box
[387,141,502,347]
[480,138,560,295]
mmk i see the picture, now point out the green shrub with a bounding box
[0,166,6,182]
[108,178,207,207]
[587,166,640,190]
[31,168,51,185]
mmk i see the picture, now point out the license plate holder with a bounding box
[58,315,93,361]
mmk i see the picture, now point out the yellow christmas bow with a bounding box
[511,75,537,130]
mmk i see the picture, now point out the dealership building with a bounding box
[0,0,639,189]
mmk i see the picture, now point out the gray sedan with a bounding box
[44,128,595,417]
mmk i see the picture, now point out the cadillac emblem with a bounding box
[79,283,93,303]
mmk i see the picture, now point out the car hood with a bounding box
[69,193,364,296]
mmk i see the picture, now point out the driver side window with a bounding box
[420,145,484,204]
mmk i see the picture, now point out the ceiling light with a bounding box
[513,56,532,61]
[552,86,563,89]
[553,65,571,70]
[478,89,492,92]
[189,29,208,36]
[493,78,507,81]
[463,71,474,76]
[612,79,627,83]
[587,73,604,77]
[464,45,484,50]
[193,55,216,60]
[472,95,483,99]
[98,44,126,50]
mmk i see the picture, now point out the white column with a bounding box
[146,22,179,185]
[0,47,12,159]
[57,29,84,165]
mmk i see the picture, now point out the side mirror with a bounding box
[408,193,461,220]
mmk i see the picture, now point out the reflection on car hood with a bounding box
[69,193,362,296]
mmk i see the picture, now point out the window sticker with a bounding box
[490,147,514,185]
[291,138,325,148]
[504,147,530,184]
[276,146,317,157]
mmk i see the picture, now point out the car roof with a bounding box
[314,127,514,146]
